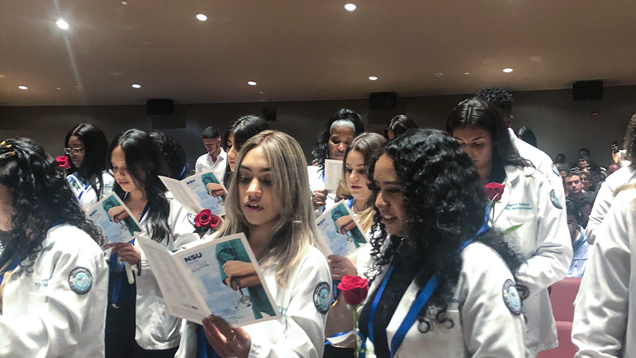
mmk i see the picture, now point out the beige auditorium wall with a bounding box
[1,86,635,169]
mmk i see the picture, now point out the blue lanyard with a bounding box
[197,325,220,358]
[346,197,354,209]
[0,257,22,286]
[368,206,490,357]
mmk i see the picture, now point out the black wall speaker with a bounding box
[146,99,174,115]
[369,92,397,110]
[573,80,603,101]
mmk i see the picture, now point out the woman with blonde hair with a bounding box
[325,132,386,358]
[176,130,331,358]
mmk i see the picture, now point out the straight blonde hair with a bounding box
[218,130,318,287]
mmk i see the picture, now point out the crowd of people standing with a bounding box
[0,86,633,358]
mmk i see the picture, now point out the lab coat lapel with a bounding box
[491,166,520,222]
[385,280,420,355]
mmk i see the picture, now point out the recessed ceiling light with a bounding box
[196,14,207,21]
[503,68,513,73]
[259,91,263,94]
[56,87,61,90]
[248,81,257,86]
[435,72,444,77]
[76,85,83,89]
[18,86,27,90]
[0,74,6,79]
[121,1,128,4]
[56,19,69,30]
[344,3,357,11]
[368,76,378,81]
[464,72,470,75]
[132,83,141,89]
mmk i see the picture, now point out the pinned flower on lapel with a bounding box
[484,182,522,234]
[337,275,369,358]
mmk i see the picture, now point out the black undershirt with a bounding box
[358,253,429,358]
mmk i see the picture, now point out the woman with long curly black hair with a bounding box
[0,137,108,357]
[64,123,115,209]
[447,98,572,357]
[358,129,526,358]
[105,129,198,358]
[309,108,365,212]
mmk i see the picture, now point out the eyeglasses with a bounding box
[64,147,84,155]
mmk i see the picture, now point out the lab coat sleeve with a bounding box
[460,244,526,357]
[585,181,613,245]
[517,176,573,295]
[249,250,331,358]
[572,192,633,358]
[0,245,106,357]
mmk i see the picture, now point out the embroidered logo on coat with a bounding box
[502,279,522,315]
[550,189,563,209]
[313,281,331,314]
[68,267,92,295]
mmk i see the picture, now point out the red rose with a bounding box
[337,275,369,306]
[484,183,505,202]
[194,209,220,230]
[56,156,71,170]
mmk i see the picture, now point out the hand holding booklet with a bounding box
[137,233,280,326]
[315,200,368,257]
[160,170,227,216]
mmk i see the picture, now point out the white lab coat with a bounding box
[362,242,526,358]
[585,166,636,244]
[492,165,572,357]
[176,245,331,358]
[308,165,336,215]
[509,128,565,200]
[0,224,108,358]
[66,171,115,210]
[133,195,199,350]
[572,188,636,358]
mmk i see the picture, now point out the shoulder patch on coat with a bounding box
[313,281,331,314]
[68,267,92,295]
[502,279,522,315]
[550,189,563,209]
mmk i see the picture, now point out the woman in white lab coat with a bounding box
[0,137,109,357]
[325,132,386,358]
[176,130,331,358]
[309,108,365,213]
[358,129,526,358]
[572,186,636,358]
[106,129,197,358]
[64,123,115,209]
[447,98,572,357]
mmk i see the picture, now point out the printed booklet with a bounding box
[86,193,142,244]
[137,233,280,326]
[323,159,343,193]
[315,200,368,257]
[160,171,227,216]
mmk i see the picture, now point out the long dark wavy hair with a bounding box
[384,114,417,139]
[367,129,527,330]
[150,132,189,180]
[65,123,110,200]
[0,137,106,273]
[109,129,172,243]
[623,114,636,169]
[311,108,365,170]
[446,98,530,174]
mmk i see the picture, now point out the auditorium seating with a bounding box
[536,277,582,358]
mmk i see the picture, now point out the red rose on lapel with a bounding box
[485,183,505,202]
[56,156,71,170]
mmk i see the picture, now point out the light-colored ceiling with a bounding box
[1,0,636,106]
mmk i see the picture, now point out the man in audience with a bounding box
[566,171,584,204]
[566,202,590,278]
[586,113,636,244]
[579,196,594,228]
[579,147,590,158]
[195,126,227,181]
[475,87,565,200]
